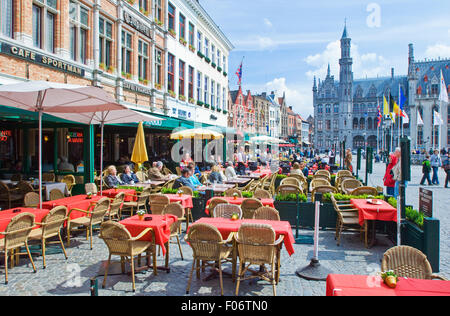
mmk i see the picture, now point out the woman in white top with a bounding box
[225,161,237,179]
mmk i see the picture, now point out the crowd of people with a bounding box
[420,150,449,188]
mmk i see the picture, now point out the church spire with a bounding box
[327,63,331,77]
[342,19,348,39]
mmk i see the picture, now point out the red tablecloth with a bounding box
[101,189,136,202]
[253,169,272,178]
[165,194,194,209]
[205,197,275,216]
[326,274,450,296]
[41,195,103,220]
[191,218,295,256]
[350,199,397,227]
[0,208,51,238]
[120,214,177,255]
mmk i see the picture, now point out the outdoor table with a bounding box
[120,214,177,272]
[41,195,103,220]
[132,181,166,188]
[42,182,69,201]
[164,194,194,209]
[191,218,296,256]
[249,169,272,178]
[197,184,236,194]
[350,199,397,248]
[326,274,450,296]
[101,188,136,202]
[239,174,261,180]
[224,178,251,186]
[204,197,275,216]
[0,207,50,238]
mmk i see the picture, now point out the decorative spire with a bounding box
[327,63,331,77]
[342,19,348,39]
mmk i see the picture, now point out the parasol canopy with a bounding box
[170,128,224,140]
[131,121,149,166]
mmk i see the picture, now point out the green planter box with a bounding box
[274,201,336,229]
[401,218,440,272]
[274,201,298,226]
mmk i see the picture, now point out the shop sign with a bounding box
[0,41,85,77]
[68,132,83,143]
[0,130,11,142]
[419,188,433,218]
[123,81,152,96]
[123,11,152,38]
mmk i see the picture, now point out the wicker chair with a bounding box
[341,178,363,195]
[381,246,448,280]
[135,171,148,183]
[67,197,110,249]
[17,181,37,195]
[241,198,264,219]
[84,183,98,195]
[49,189,65,201]
[310,179,330,192]
[213,204,242,219]
[24,192,40,208]
[224,188,243,198]
[235,223,283,296]
[163,167,173,176]
[313,174,331,182]
[178,186,193,196]
[185,223,234,296]
[148,194,170,215]
[276,184,303,196]
[351,186,379,196]
[287,174,308,193]
[100,221,157,292]
[107,192,125,221]
[337,170,353,178]
[315,170,331,178]
[176,166,182,176]
[161,179,175,191]
[253,189,272,200]
[28,206,68,268]
[336,176,356,191]
[253,207,280,221]
[10,174,22,182]
[330,194,367,248]
[239,179,255,192]
[280,177,301,187]
[0,181,23,209]
[0,212,37,284]
[61,175,76,196]
[311,186,338,202]
[207,197,229,216]
[162,203,184,260]
[42,173,55,182]
[122,190,151,217]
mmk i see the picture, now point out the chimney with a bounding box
[391,68,394,79]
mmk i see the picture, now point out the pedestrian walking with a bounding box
[420,155,432,186]
[383,154,397,196]
[443,153,450,188]
[392,148,402,198]
[430,150,442,185]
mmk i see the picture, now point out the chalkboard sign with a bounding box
[419,188,433,218]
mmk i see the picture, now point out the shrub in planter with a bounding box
[189,44,195,52]
[197,100,204,106]
[217,67,222,72]
[275,193,307,202]
[107,66,115,74]
[197,51,204,58]
[211,62,216,68]
[155,18,163,27]
[242,191,254,198]
[179,37,187,46]
[99,63,106,71]
[179,95,186,102]
[205,57,211,64]
[322,193,384,203]
[154,83,162,90]
[168,90,176,98]
[169,29,176,37]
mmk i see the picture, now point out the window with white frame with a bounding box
[204,76,209,105]
[121,30,133,74]
[154,0,162,23]
[223,88,226,111]
[138,39,149,81]
[223,55,226,71]
[217,50,221,68]
[32,0,57,52]
[197,71,202,102]
[1,0,14,38]
[211,44,215,64]
[216,83,220,109]
[204,38,209,58]
[197,31,202,52]
[69,1,89,64]
[211,80,215,107]
[154,48,162,86]
[99,17,113,68]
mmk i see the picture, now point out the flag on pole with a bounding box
[383,95,389,116]
[389,94,396,123]
[434,110,444,126]
[398,86,407,117]
[391,93,401,117]
[417,110,424,126]
[236,62,243,86]
[376,102,382,127]
[402,111,409,124]
[439,70,448,103]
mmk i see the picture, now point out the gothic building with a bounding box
[313,25,408,152]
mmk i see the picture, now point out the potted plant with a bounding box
[86,192,93,200]
[223,71,228,76]
[231,213,240,221]
[205,57,211,64]
[137,210,146,221]
[381,270,398,288]
[179,38,187,46]
[107,65,115,74]
[126,0,135,5]
[177,189,183,197]
[233,193,239,200]
[99,63,106,71]
[217,66,222,72]
[155,18,163,27]
[168,90,176,98]
[169,29,176,38]
[189,44,195,52]
[179,95,186,101]
[189,97,195,104]
[211,62,216,68]
[197,51,204,59]
[154,83,162,91]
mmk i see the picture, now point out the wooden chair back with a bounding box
[253,189,272,199]
[224,188,242,198]
[351,186,378,196]
[100,221,133,256]
[109,192,125,219]
[236,223,277,264]
[3,212,35,250]
[49,189,65,201]
[24,192,40,208]
[186,223,225,260]
[149,194,170,215]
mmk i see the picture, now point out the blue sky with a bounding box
[200,0,450,116]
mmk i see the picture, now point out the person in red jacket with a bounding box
[383,154,398,196]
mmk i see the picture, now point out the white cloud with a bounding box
[263,78,313,117]
[425,43,450,59]
[263,18,273,28]
[304,40,391,80]
[257,36,277,50]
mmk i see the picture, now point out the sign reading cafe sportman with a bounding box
[0,41,85,77]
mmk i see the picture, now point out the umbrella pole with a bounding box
[100,122,104,195]
[39,110,43,209]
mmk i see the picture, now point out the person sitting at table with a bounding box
[225,161,237,179]
[187,162,202,179]
[208,165,223,184]
[300,162,309,177]
[120,165,140,184]
[148,161,170,181]
[105,165,124,188]
[180,152,193,169]
[173,169,198,191]
[58,156,74,172]
[186,164,202,187]
[290,162,302,176]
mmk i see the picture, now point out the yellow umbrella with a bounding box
[170,128,224,140]
[131,122,148,169]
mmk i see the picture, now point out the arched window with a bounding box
[367,118,373,130]
[353,118,358,129]
[360,118,365,130]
